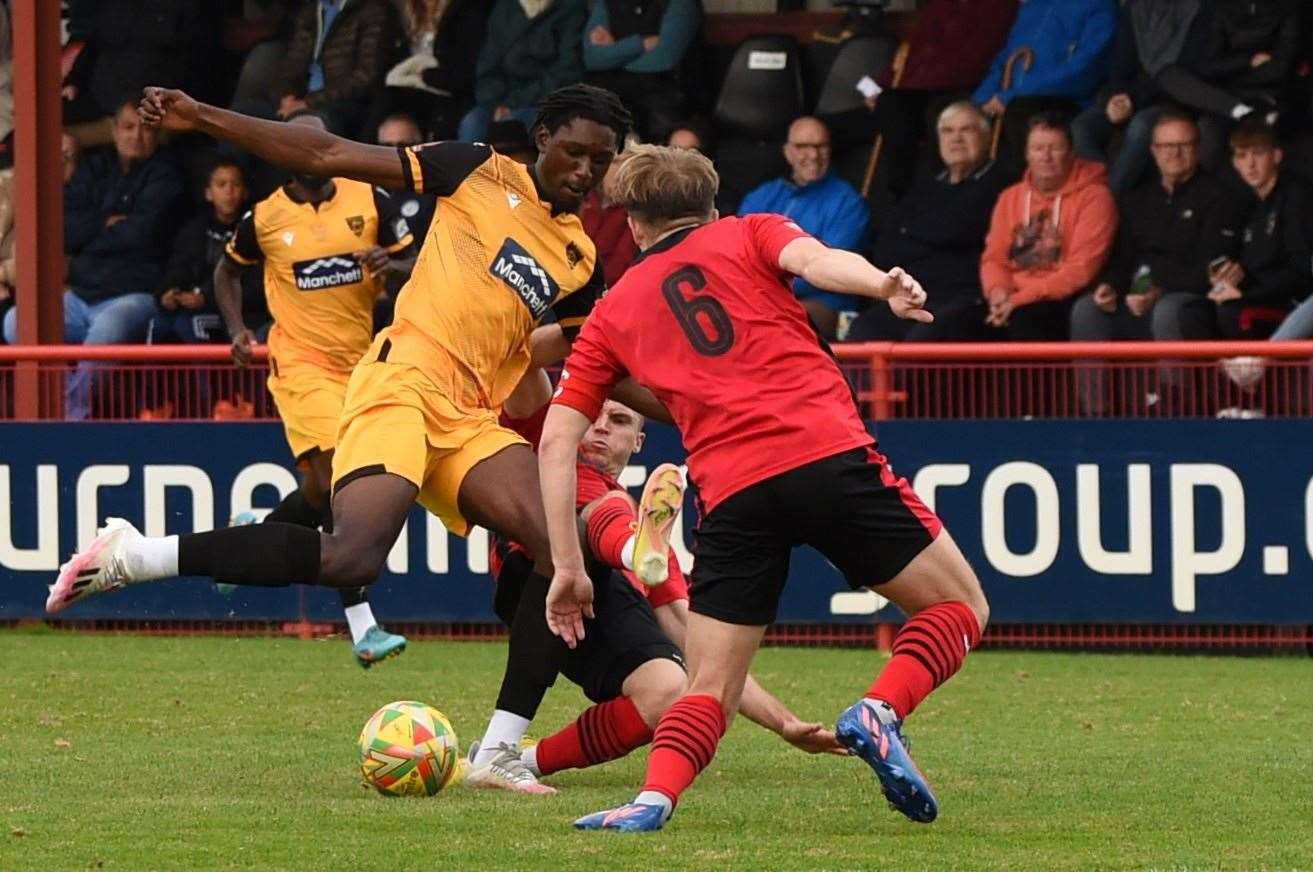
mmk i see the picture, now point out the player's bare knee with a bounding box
[580,489,636,523]
[625,658,687,728]
[319,533,386,588]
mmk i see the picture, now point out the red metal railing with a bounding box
[4,340,1313,651]
[2,340,1312,422]
[833,341,1313,420]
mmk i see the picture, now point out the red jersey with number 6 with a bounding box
[554,214,874,515]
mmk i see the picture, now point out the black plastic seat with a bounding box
[713,35,805,141]
[813,33,899,117]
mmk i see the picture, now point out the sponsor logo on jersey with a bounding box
[346,215,365,236]
[292,255,364,290]
[489,238,559,318]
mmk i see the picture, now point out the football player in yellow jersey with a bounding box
[49,86,664,650]
[213,111,416,668]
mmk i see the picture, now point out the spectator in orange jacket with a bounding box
[980,112,1118,340]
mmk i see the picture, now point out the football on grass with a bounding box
[358,700,459,796]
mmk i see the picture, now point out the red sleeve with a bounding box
[551,311,626,421]
[575,464,615,507]
[499,406,547,451]
[743,213,813,275]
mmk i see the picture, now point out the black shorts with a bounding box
[493,551,685,704]
[690,445,941,627]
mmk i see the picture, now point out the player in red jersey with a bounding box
[538,145,990,830]
[465,359,844,794]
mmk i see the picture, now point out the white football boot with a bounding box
[463,742,557,795]
[46,518,140,614]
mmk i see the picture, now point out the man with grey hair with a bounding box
[848,102,1012,341]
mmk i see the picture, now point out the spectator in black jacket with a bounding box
[1156,0,1302,170]
[1071,0,1211,194]
[151,159,269,344]
[1205,119,1313,336]
[2,100,184,418]
[62,0,221,127]
[1071,111,1244,343]
[847,102,1011,341]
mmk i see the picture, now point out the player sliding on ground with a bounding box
[216,110,414,668]
[464,364,844,793]
[538,144,990,831]
[47,86,665,630]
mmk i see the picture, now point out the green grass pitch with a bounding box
[1,631,1310,870]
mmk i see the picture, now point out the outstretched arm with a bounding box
[653,601,845,755]
[139,88,407,190]
[778,236,931,323]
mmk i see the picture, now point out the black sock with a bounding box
[264,490,323,529]
[178,524,321,586]
[494,570,567,718]
[338,586,368,608]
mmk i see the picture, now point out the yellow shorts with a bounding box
[331,356,527,536]
[267,360,351,462]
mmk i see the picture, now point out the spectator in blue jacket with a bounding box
[458,0,587,143]
[2,100,184,419]
[737,116,870,339]
[582,0,702,143]
[973,0,1117,170]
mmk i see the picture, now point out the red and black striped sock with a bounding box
[640,694,726,806]
[866,601,980,719]
[534,695,653,776]
[585,493,636,570]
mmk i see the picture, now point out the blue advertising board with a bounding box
[2,420,1311,624]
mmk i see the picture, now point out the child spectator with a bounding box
[152,160,268,344]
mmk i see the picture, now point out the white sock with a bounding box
[473,710,531,767]
[343,603,376,644]
[127,535,179,581]
[634,790,674,820]
[1231,103,1255,120]
[521,743,541,777]
[620,536,636,570]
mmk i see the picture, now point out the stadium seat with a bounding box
[812,34,898,118]
[713,35,804,212]
[713,35,805,141]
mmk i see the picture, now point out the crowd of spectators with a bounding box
[2,0,1312,419]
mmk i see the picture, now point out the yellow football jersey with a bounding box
[383,142,604,411]
[226,178,414,373]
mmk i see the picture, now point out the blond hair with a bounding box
[610,143,718,229]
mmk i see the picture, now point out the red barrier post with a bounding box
[11,0,66,418]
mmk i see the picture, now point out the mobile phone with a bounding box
[1208,255,1229,273]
